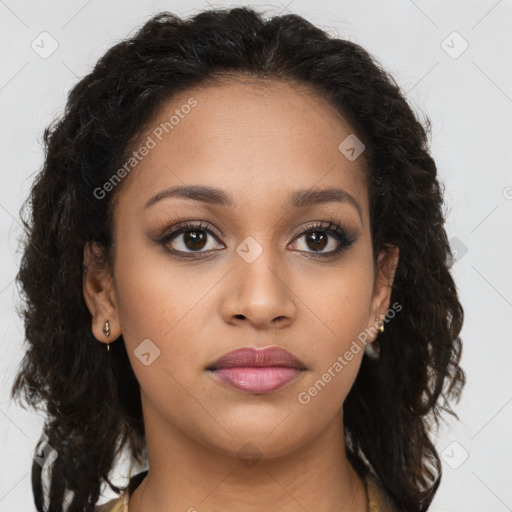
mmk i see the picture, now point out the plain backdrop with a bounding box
[1,1,511,511]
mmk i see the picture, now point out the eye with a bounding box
[158,221,224,256]
[289,219,357,258]
[156,217,358,259]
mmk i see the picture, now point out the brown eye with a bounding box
[158,221,225,255]
[181,230,207,251]
[289,220,357,257]
[304,231,329,252]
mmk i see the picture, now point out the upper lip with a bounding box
[206,346,306,370]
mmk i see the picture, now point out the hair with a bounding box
[11,6,465,512]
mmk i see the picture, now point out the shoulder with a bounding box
[95,494,126,512]
[95,470,148,512]
[364,472,401,512]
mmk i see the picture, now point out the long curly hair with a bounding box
[11,7,465,512]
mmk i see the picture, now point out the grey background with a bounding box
[1,1,511,511]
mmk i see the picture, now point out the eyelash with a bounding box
[156,215,357,260]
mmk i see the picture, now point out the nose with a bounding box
[220,244,297,330]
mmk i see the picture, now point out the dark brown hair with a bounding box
[11,7,465,511]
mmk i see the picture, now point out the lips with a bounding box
[206,346,306,371]
[206,346,306,394]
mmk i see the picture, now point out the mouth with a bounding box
[206,346,307,394]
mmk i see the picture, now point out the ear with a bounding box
[83,241,121,345]
[367,244,399,340]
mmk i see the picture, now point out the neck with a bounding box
[129,398,368,512]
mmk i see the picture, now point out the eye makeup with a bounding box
[149,213,359,260]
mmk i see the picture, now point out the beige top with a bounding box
[95,470,399,511]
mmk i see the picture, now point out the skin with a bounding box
[83,78,399,512]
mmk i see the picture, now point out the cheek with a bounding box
[306,258,374,351]
[296,258,373,397]
[294,303,369,418]
[113,230,193,334]
[111,236,219,380]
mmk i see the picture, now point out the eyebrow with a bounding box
[144,185,363,222]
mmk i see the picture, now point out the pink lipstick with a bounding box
[206,346,306,394]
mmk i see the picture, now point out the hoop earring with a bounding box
[103,320,111,351]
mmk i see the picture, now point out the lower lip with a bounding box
[208,367,303,393]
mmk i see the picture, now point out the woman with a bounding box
[11,6,465,512]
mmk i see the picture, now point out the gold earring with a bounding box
[103,320,110,351]
[377,317,384,333]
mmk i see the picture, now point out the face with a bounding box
[84,78,398,460]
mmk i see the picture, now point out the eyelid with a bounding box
[154,213,356,238]
[289,217,357,242]
[154,214,223,239]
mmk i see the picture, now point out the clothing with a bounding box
[95,469,399,511]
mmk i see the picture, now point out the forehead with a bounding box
[116,77,369,221]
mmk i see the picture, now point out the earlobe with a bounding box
[82,241,121,343]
